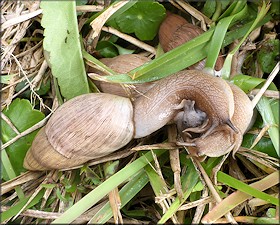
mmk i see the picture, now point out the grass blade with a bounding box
[89,169,149,223]
[217,171,279,206]
[205,4,247,70]
[52,150,166,224]
[158,161,199,223]
[1,189,44,222]
[256,97,279,157]
[202,171,279,223]
[221,1,271,79]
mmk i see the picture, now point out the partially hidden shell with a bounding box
[88,54,154,98]
[158,12,224,71]
[24,93,134,170]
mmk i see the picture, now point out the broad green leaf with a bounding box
[111,1,166,41]
[257,39,279,73]
[41,0,90,100]
[231,74,265,93]
[1,99,45,180]
[242,134,277,158]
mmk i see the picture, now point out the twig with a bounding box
[8,52,52,112]
[89,1,130,47]
[76,5,103,12]
[251,62,279,108]
[178,196,212,211]
[1,113,20,135]
[31,60,48,89]
[174,0,212,29]
[1,113,52,151]
[193,157,238,224]
[101,26,156,55]
[1,171,43,195]
[250,89,279,99]
[2,9,42,30]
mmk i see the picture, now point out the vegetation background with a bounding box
[1,0,279,224]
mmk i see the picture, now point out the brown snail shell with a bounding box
[24,93,134,170]
[158,12,224,71]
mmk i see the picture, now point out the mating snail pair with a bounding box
[24,56,253,170]
[23,13,253,171]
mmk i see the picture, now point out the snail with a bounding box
[186,82,253,157]
[24,62,253,170]
[158,11,224,70]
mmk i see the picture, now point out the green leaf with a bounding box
[15,78,51,98]
[96,40,135,58]
[1,99,45,180]
[230,74,277,93]
[41,0,90,100]
[96,40,119,58]
[202,0,216,18]
[0,74,16,84]
[111,1,166,41]
[257,39,279,73]
[90,13,271,84]
[221,1,271,79]
[257,97,279,157]
[255,217,280,224]
[242,134,277,158]
[231,74,265,93]
[205,4,248,70]
[1,189,45,222]
[217,171,279,206]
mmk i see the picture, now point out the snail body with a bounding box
[133,70,236,138]
[191,82,253,157]
[24,56,253,171]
